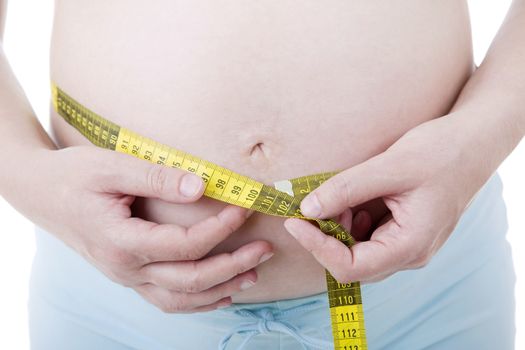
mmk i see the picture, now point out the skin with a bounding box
[285,1,525,283]
[0,0,523,314]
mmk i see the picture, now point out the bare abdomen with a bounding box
[49,0,473,302]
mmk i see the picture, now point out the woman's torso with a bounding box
[49,0,473,302]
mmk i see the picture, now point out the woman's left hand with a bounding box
[284,112,495,283]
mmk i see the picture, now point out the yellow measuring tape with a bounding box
[51,82,367,350]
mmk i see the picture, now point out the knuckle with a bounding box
[161,296,189,313]
[235,259,250,276]
[410,248,432,268]
[98,259,136,287]
[327,175,351,205]
[105,269,132,287]
[103,244,137,268]
[90,152,122,185]
[397,232,432,269]
[182,264,205,293]
[231,252,250,275]
[179,244,203,261]
[218,215,238,237]
[307,234,330,255]
[147,165,170,196]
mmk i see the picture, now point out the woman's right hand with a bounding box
[11,145,273,313]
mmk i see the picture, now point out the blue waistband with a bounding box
[220,295,331,350]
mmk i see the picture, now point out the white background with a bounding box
[0,1,523,349]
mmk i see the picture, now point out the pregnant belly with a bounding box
[49,79,465,303]
[49,0,473,302]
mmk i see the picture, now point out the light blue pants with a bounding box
[28,174,515,349]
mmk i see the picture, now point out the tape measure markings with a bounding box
[52,83,367,350]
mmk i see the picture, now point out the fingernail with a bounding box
[218,300,232,309]
[240,280,256,290]
[245,210,255,219]
[180,174,203,197]
[354,211,366,227]
[284,219,297,237]
[301,193,322,218]
[258,252,274,264]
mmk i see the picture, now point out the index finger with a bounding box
[284,217,413,283]
[93,149,205,204]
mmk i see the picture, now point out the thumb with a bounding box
[94,150,205,203]
[300,153,404,219]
